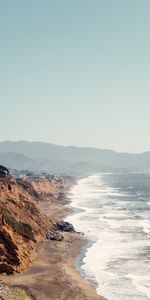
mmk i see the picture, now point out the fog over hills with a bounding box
[0,141,150,175]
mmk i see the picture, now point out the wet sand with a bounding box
[3,199,100,300]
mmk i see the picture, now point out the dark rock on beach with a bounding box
[46,221,75,241]
[53,221,75,233]
[46,229,63,241]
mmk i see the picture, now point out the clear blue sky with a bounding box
[0,0,150,153]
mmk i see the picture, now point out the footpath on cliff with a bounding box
[0,166,100,300]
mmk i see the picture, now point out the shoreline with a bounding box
[3,193,100,300]
[65,181,108,300]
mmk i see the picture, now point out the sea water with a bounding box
[65,173,150,300]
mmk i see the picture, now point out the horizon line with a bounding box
[0,140,149,155]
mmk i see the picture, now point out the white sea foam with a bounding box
[66,174,150,300]
[141,221,150,235]
[126,274,150,299]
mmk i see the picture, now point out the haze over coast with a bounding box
[0,141,150,175]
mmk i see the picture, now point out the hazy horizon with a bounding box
[0,139,150,155]
[1,1,150,153]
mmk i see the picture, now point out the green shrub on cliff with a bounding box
[0,208,34,240]
[12,287,31,300]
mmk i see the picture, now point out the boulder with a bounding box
[53,221,75,233]
[46,229,63,241]
[0,166,9,178]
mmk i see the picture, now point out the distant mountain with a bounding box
[0,141,150,175]
[0,152,35,170]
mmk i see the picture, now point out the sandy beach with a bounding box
[3,199,100,300]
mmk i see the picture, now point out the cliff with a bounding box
[0,168,100,300]
[0,168,72,275]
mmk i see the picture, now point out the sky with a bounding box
[0,0,150,153]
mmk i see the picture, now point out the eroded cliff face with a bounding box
[0,166,74,276]
[0,176,53,274]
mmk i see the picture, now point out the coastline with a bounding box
[3,193,100,300]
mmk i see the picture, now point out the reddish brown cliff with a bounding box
[0,175,53,274]
[0,165,74,276]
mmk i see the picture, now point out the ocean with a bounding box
[65,173,150,300]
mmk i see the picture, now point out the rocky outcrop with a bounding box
[53,221,75,233]
[46,229,63,241]
[0,166,9,179]
[46,221,75,241]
